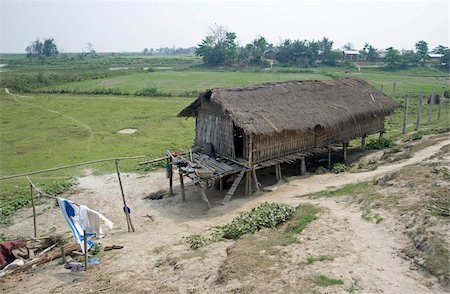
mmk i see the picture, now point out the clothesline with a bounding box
[26,176,81,206]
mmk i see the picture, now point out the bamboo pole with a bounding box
[416,91,424,131]
[1,156,145,181]
[167,159,173,196]
[427,89,435,126]
[83,230,88,271]
[30,183,37,238]
[438,87,444,120]
[402,95,409,134]
[115,160,134,232]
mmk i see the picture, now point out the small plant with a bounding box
[362,208,383,224]
[332,163,348,174]
[183,234,209,250]
[313,275,344,286]
[306,255,332,265]
[366,137,395,150]
[154,257,164,268]
[408,132,423,141]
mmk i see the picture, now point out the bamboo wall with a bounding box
[195,111,234,158]
[251,116,385,162]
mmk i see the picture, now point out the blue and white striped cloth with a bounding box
[57,198,95,254]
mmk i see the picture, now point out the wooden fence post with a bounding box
[438,87,444,120]
[392,82,396,99]
[427,89,435,126]
[30,183,37,238]
[402,95,409,134]
[416,91,423,131]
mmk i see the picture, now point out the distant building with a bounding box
[427,53,444,59]
[264,49,276,60]
[342,50,359,61]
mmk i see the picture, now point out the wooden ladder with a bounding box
[221,169,246,204]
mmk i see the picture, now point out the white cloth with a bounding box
[79,205,113,238]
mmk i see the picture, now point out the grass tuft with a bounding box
[313,275,344,286]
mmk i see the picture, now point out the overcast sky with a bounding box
[0,0,448,53]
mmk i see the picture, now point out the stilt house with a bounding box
[176,78,398,203]
[179,78,397,163]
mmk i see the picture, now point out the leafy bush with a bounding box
[212,202,295,240]
[183,234,209,250]
[332,163,348,174]
[182,202,295,249]
[366,137,395,150]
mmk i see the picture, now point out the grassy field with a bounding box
[38,70,330,95]
[0,54,449,220]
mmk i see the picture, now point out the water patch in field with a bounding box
[117,128,137,134]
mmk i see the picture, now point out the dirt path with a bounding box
[4,88,95,153]
[1,138,448,293]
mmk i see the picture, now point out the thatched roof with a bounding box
[179,78,399,135]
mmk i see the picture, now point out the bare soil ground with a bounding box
[0,135,449,293]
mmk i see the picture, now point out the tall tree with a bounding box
[42,38,59,57]
[195,24,237,66]
[384,47,402,69]
[415,40,428,66]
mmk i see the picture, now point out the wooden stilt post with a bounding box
[167,158,173,196]
[402,95,409,134]
[328,149,332,170]
[300,157,306,175]
[252,169,260,192]
[30,183,37,238]
[361,136,366,152]
[115,160,134,232]
[342,143,347,163]
[219,177,223,191]
[179,173,186,201]
[427,89,435,126]
[416,91,424,131]
[380,85,384,93]
[83,230,88,271]
[438,87,444,120]
[379,131,384,139]
[199,188,211,210]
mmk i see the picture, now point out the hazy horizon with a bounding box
[0,0,448,54]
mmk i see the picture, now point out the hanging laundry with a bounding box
[57,198,113,254]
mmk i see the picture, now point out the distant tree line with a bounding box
[142,46,196,55]
[195,25,449,71]
[25,38,59,57]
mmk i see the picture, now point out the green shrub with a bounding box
[183,234,209,250]
[366,137,395,150]
[332,163,348,174]
[213,202,295,240]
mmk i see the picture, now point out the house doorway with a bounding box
[233,125,244,158]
